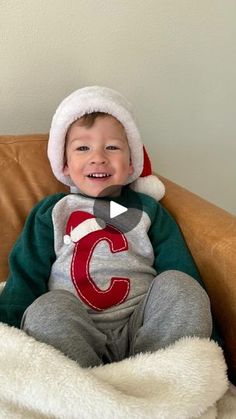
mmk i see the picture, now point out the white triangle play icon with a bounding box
[110,201,128,219]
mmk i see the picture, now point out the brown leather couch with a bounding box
[0,134,235,383]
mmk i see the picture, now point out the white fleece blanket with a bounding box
[0,322,236,419]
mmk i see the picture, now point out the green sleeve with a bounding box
[0,193,66,328]
[148,202,223,347]
[148,203,204,286]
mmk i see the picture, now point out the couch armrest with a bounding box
[159,175,236,382]
[0,134,68,283]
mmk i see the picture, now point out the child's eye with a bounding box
[76,146,89,151]
[106,145,119,150]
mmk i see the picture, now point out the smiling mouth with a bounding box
[87,173,112,179]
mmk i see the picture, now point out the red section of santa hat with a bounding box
[130,146,165,201]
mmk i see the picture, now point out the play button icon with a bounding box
[93,185,143,234]
[110,201,127,219]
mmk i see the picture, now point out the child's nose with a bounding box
[89,150,107,165]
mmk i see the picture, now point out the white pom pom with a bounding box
[64,235,72,245]
[130,175,165,201]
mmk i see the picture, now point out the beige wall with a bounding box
[1,0,235,213]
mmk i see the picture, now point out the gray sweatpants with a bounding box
[21,270,212,368]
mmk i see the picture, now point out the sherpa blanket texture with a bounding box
[1,324,236,419]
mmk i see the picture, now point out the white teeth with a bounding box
[88,173,111,178]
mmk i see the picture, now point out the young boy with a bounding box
[0,86,213,367]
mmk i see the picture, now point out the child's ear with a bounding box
[129,160,134,175]
[63,163,69,176]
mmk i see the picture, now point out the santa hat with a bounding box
[48,86,165,201]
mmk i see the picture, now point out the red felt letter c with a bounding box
[66,211,130,310]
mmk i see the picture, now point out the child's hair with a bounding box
[73,111,108,129]
[66,111,108,136]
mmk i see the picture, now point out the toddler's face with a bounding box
[63,115,133,197]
